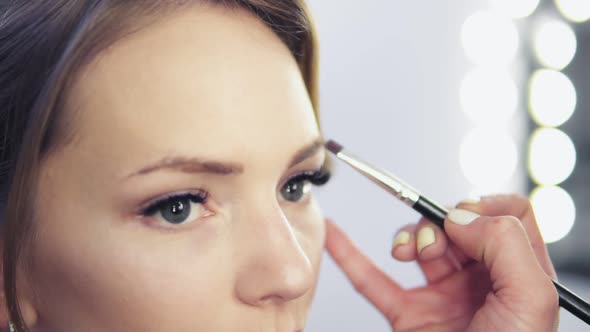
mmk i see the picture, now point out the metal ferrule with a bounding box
[336,150,420,207]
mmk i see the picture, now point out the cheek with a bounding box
[29,212,234,330]
[288,198,326,272]
[288,198,325,307]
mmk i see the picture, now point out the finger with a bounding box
[415,219,462,284]
[426,204,473,266]
[391,224,417,262]
[416,219,448,261]
[447,242,473,267]
[392,220,466,284]
[444,211,558,318]
[456,195,555,278]
[325,220,406,320]
[391,218,451,262]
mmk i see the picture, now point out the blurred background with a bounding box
[306,0,590,331]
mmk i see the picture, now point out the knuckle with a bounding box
[532,278,559,315]
[508,193,528,204]
[508,193,534,216]
[490,215,521,232]
[353,278,369,294]
[484,216,524,242]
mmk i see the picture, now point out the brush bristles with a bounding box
[324,140,343,154]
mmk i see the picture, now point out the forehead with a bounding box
[63,5,318,171]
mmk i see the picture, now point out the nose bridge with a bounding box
[233,191,313,305]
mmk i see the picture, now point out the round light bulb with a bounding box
[460,128,518,188]
[528,69,577,127]
[462,11,519,65]
[531,186,576,243]
[460,68,518,125]
[555,0,590,23]
[533,20,577,70]
[528,128,576,185]
[490,0,540,18]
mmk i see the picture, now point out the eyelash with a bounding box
[138,168,331,218]
[283,168,331,188]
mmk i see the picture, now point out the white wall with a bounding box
[305,1,587,331]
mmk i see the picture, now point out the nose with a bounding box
[234,203,314,306]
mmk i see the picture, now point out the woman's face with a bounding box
[25,5,326,332]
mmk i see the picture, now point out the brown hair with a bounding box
[0,1,319,331]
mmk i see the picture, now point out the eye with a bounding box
[142,191,210,225]
[280,178,312,202]
[279,169,331,203]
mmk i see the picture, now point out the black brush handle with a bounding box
[413,195,590,325]
[413,196,448,230]
[554,280,590,325]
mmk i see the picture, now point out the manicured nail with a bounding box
[393,231,410,247]
[459,197,481,205]
[448,208,480,225]
[417,227,436,253]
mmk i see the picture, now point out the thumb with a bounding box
[444,209,558,317]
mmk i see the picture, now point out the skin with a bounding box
[10,5,326,332]
[0,4,559,332]
[327,195,560,331]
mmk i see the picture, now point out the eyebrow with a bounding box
[130,157,244,177]
[287,138,324,168]
[126,138,324,178]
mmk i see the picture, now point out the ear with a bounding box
[17,291,38,330]
[0,296,8,330]
[0,236,38,330]
[0,234,9,327]
[15,266,39,330]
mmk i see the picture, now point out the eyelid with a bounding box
[280,167,331,189]
[281,169,318,188]
[135,190,216,231]
[287,150,328,174]
[136,189,209,215]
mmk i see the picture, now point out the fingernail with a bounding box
[459,197,481,205]
[448,208,480,225]
[417,227,435,253]
[393,231,410,247]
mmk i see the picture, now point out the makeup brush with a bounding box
[325,139,590,325]
[324,140,447,229]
